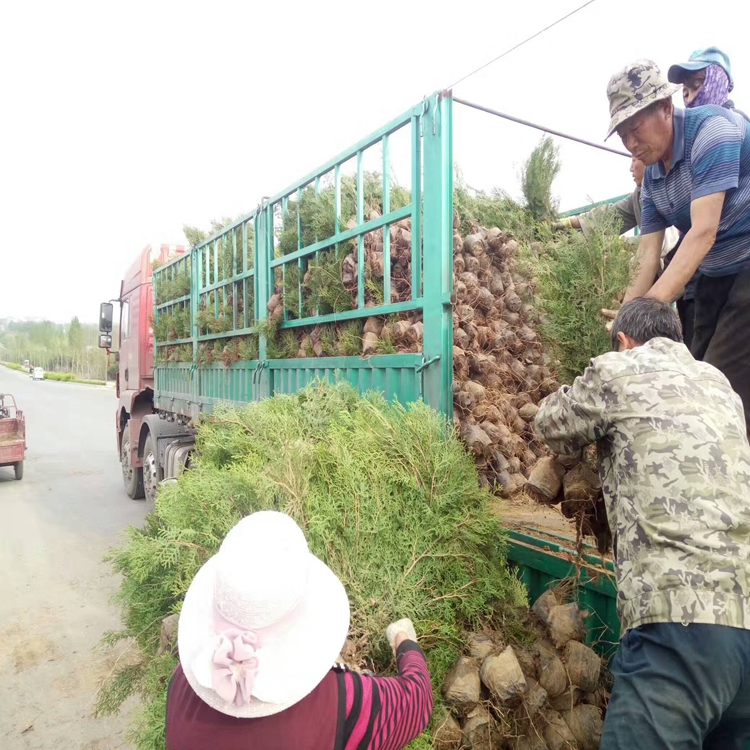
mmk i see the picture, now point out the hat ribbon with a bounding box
[210,628,261,706]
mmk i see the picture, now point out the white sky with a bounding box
[1,0,745,323]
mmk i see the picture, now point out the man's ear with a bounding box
[617,332,640,351]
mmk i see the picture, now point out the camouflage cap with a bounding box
[605,60,680,140]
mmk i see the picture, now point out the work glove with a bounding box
[386,618,418,649]
[552,217,574,232]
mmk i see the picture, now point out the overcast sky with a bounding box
[1,0,745,323]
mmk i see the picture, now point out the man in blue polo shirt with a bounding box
[607,59,750,434]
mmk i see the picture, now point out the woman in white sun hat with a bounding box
[166,510,433,750]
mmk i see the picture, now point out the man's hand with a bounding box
[647,192,725,302]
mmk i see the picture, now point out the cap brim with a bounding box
[668,61,710,83]
[178,552,351,718]
[605,83,681,140]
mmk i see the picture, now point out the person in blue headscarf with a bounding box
[669,47,748,120]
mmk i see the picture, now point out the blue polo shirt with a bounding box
[641,106,750,277]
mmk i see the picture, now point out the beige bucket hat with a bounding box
[177,511,350,718]
[606,59,680,140]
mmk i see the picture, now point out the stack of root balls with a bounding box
[448,212,559,496]
[436,587,608,750]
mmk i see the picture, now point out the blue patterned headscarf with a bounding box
[690,63,732,108]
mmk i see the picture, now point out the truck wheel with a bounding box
[142,434,162,510]
[121,429,145,500]
[14,462,23,480]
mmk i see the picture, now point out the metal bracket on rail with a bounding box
[419,97,430,136]
[415,354,440,374]
[252,360,269,384]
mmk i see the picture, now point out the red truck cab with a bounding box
[107,243,187,502]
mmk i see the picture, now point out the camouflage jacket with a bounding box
[534,338,750,633]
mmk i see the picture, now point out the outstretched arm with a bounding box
[647,192,724,302]
[534,363,610,456]
[342,640,433,750]
[623,231,663,303]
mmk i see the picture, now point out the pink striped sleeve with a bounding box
[343,671,374,748]
[343,641,433,750]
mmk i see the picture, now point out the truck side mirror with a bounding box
[99,334,113,349]
[99,302,114,333]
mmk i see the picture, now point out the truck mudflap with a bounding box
[163,439,194,480]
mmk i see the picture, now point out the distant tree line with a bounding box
[0,317,116,381]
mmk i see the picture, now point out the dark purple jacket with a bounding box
[166,641,433,750]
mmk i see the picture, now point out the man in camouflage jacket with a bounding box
[534,297,750,749]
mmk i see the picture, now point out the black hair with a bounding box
[611,297,683,349]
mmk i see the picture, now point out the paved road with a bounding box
[0,367,147,749]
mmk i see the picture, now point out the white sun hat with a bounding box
[177,511,351,718]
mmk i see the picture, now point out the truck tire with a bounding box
[14,462,23,480]
[121,428,145,500]
[142,433,162,510]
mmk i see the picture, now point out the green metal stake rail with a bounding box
[152,91,455,420]
[559,194,631,218]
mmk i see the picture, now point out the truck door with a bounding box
[120,297,133,389]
